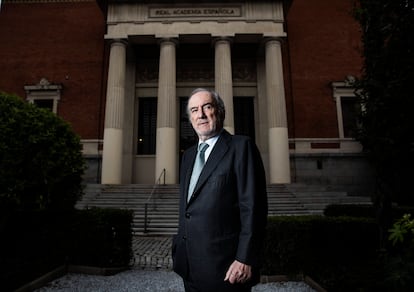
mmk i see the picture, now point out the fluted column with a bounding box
[265,38,291,183]
[101,40,127,184]
[155,38,178,184]
[214,37,234,134]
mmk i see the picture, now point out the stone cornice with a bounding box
[4,0,94,3]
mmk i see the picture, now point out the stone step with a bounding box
[77,183,371,235]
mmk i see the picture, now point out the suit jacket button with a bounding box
[182,236,187,240]
[185,212,191,218]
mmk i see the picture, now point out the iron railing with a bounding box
[143,168,166,233]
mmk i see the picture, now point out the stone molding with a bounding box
[24,77,62,92]
[4,0,94,3]
[24,78,62,113]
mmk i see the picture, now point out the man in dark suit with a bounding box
[172,88,268,292]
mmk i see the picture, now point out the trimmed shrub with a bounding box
[263,215,383,291]
[0,92,85,211]
[68,208,134,268]
[0,208,133,291]
[325,204,414,220]
[324,204,377,218]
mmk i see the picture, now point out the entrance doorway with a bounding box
[234,96,255,142]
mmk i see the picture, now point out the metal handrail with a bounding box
[144,168,166,233]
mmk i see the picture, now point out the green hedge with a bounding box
[68,208,133,267]
[263,215,383,291]
[0,208,133,291]
[325,204,414,220]
[324,204,377,218]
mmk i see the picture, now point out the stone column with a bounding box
[265,38,291,183]
[101,40,127,184]
[155,38,178,184]
[214,37,234,134]
[121,45,136,184]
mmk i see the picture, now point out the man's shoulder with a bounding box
[228,134,252,146]
[232,134,251,141]
[220,129,250,143]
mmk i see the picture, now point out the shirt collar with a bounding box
[198,129,222,148]
[198,130,222,160]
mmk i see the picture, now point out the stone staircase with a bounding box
[76,184,180,235]
[266,184,309,216]
[76,183,371,236]
[286,184,372,215]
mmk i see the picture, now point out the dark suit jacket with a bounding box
[172,130,268,290]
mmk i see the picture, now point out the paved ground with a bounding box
[132,236,173,269]
[34,236,317,291]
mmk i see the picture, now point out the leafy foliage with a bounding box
[384,214,414,291]
[389,214,414,246]
[0,92,85,211]
[353,0,414,206]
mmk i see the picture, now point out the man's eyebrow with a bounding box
[189,102,213,110]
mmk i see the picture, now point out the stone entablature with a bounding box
[4,0,93,3]
[136,60,257,83]
[106,1,286,39]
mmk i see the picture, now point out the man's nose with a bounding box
[197,107,207,118]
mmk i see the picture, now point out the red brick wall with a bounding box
[286,0,363,138]
[0,1,106,139]
[0,0,363,141]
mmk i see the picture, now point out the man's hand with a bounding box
[224,260,252,284]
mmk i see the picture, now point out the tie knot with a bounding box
[198,142,209,153]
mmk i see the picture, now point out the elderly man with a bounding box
[172,88,268,292]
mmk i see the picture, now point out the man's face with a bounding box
[188,91,220,141]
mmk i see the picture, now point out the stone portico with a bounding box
[101,1,291,185]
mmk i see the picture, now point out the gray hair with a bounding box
[187,88,226,125]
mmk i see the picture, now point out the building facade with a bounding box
[0,0,373,194]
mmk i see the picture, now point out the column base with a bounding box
[101,127,123,184]
[155,127,178,184]
[268,127,291,184]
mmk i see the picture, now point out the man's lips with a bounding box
[197,120,209,126]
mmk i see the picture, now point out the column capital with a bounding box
[109,39,128,47]
[157,37,179,46]
[263,37,284,46]
[212,36,233,47]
